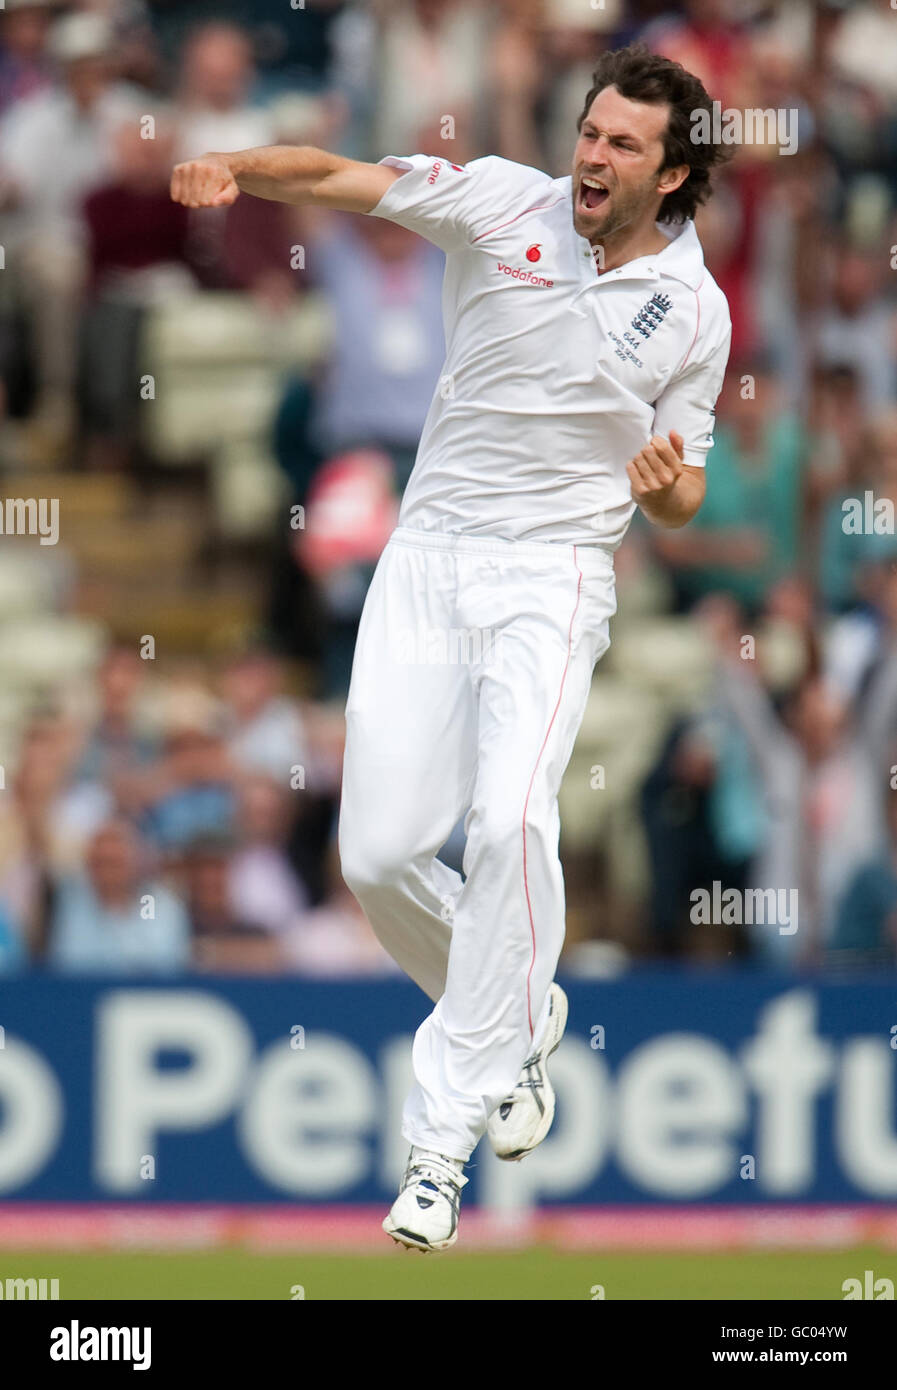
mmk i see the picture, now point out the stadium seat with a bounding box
[0,614,105,690]
[140,292,332,464]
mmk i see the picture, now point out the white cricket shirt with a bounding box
[369,153,732,549]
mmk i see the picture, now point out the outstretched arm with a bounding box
[170,145,400,215]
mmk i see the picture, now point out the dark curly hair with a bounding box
[577,44,734,224]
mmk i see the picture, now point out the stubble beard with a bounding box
[573,170,665,255]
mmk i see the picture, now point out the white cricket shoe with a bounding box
[383,1147,468,1251]
[487,982,568,1161]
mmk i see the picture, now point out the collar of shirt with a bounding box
[567,196,705,291]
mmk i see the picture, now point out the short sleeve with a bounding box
[653,290,732,468]
[368,153,555,254]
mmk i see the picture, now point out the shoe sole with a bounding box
[382,1216,458,1252]
[495,983,569,1162]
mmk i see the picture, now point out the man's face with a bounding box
[572,85,680,244]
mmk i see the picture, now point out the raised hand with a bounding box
[170,154,240,209]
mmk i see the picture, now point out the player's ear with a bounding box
[657,164,689,196]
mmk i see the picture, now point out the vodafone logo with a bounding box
[427,161,465,185]
[495,262,553,288]
[526,244,542,263]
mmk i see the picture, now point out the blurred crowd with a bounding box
[1,0,897,974]
[0,640,400,975]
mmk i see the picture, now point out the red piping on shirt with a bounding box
[677,274,705,372]
[471,196,567,246]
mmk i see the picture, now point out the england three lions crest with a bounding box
[630,292,673,341]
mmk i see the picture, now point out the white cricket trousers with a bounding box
[338,526,616,1161]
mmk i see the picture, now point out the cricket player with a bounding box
[171,44,732,1251]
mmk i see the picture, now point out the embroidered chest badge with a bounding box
[630,291,673,341]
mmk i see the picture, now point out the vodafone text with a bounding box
[495,263,554,287]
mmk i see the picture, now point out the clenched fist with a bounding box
[627,430,685,502]
[170,154,240,209]
[626,429,705,527]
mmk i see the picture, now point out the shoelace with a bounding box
[403,1153,468,1198]
[497,1046,544,1109]
[494,995,559,1116]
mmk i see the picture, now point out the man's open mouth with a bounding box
[579,176,610,212]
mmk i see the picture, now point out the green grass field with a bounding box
[2,1246,888,1300]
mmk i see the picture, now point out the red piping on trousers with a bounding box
[521,545,584,1037]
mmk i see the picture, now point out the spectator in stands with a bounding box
[74,643,159,787]
[306,213,445,487]
[0,11,139,453]
[0,0,57,119]
[826,558,897,713]
[640,715,752,960]
[819,0,897,196]
[229,772,309,936]
[816,403,897,629]
[536,0,620,176]
[227,0,346,98]
[170,21,275,289]
[268,210,443,693]
[283,841,398,977]
[830,787,897,965]
[137,703,235,853]
[172,21,272,160]
[369,0,491,162]
[640,0,751,111]
[219,646,339,895]
[147,0,345,99]
[47,818,190,973]
[806,362,867,612]
[287,447,399,697]
[220,646,306,784]
[700,595,897,963]
[79,116,199,469]
[217,90,337,306]
[181,833,282,973]
[0,710,83,959]
[653,356,807,614]
[812,241,897,412]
